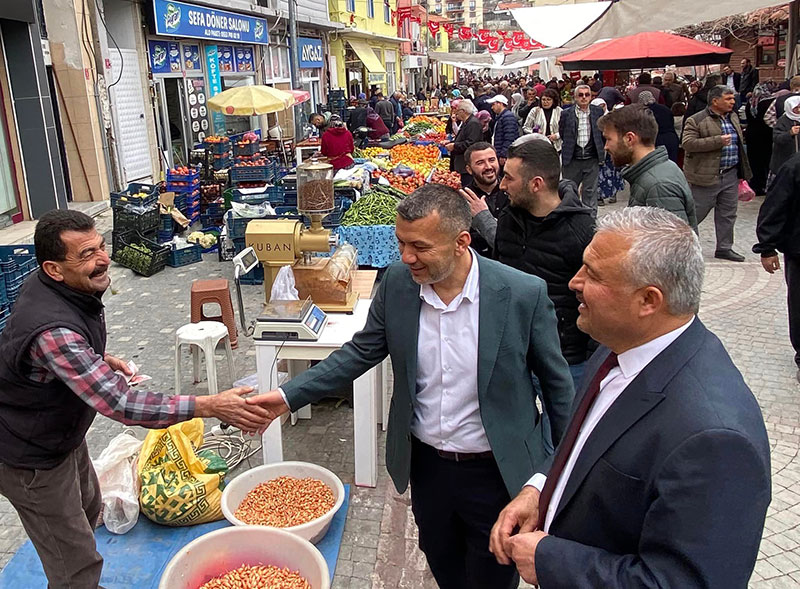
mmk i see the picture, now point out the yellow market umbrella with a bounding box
[207,85,295,116]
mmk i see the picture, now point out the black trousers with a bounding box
[409,439,519,589]
[787,254,800,368]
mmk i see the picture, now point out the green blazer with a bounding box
[282,255,575,496]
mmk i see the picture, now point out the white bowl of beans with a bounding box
[221,461,346,544]
[159,526,329,589]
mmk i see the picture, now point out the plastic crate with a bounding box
[203,139,230,155]
[212,157,232,171]
[166,168,200,183]
[233,141,259,157]
[239,263,264,285]
[110,183,159,209]
[231,189,271,206]
[113,204,160,235]
[225,211,254,239]
[0,244,38,308]
[200,213,225,228]
[167,243,202,267]
[282,190,298,207]
[230,164,272,183]
[157,230,173,243]
[111,232,169,276]
[201,183,224,200]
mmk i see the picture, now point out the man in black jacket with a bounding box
[740,58,759,100]
[754,152,800,384]
[463,138,595,386]
[0,211,267,588]
[446,100,484,186]
[463,142,508,257]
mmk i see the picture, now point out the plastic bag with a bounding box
[137,419,228,526]
[270,265,299,302]
[92,432,143,534]
[230,200,276,219]
[738,179,755,202]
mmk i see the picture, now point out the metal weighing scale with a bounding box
[232,247,328,341]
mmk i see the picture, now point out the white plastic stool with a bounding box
[174,321,235,396]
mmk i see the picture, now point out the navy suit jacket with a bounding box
[535,318,771,588]
[559,104,606,166]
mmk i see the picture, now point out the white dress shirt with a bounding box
[411,249,490,453]
[528,317,694,533]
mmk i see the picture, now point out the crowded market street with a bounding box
[0,190,796,588]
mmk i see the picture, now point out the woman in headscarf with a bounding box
[510,92,524,123]
[639,90,679,163]
[591,98,625,205]
[476,110,493,143]
[320,115,355,171]
[745,83,774,195]
[770,95,800,181]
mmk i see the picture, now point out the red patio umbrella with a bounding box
[558,31,733,70]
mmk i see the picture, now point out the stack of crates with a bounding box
[200,183,226,227]
[110,182,158,209]
[204,137,231,171]
[112,181,160,251]
[229,158,276,185]
[327,89,346,113]
[167,168,200,226]
[0,245,38,328]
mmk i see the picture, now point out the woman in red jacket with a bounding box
[320,115,355,171]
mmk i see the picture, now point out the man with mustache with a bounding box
[0,210,267,588]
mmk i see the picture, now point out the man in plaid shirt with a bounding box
[682,85,753,262]
[0,210,270,588]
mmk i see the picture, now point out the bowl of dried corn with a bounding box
[221,461,345,544]
[159,526,329,589]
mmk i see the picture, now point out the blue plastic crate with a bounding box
[204,202,226,217]
[233,141,259,157]
[239,263,264,285]
[230,164,272,183]
[231,189,271,206]
[167,243,202,267]
[283,190,298,206]
[110,183,159,209]
[203,139,230,155]
[157,230,173,243]
[200,213,225,228]
[225,211,253,239]
[0,244,38,308]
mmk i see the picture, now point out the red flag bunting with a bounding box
[428,21,440,36]
[458,26,472,41]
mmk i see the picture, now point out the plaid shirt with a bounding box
[28,328,195,427]
[718,113,739,170]
[576,106,591,148]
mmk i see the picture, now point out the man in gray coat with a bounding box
[599,104,697,230]
[248,184,575,589]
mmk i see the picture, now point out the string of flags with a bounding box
[390,7,545,54]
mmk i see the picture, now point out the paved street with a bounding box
[0,191,798,588]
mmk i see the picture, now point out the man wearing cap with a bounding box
[489,95,520,167]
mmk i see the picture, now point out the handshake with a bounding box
[194,387,290,434]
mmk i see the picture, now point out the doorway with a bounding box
[220,76,257,135]
[154,78,189,169]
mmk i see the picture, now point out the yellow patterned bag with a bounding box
[137,419,228,526]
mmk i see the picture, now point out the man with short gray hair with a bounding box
[445,99,485,186]
[248,184,574,589]
[491,206,771,587]
[559,84,606,210]
[682,85,752,262]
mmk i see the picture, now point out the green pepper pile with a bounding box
[341,186,404,226]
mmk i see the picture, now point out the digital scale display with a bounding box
[254,297,328,341]
[304,305,326,334]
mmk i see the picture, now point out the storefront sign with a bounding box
[298,38,323,69]
[183,43,201,71]
[234,46,255,72]
[205,45,226,134]
[218,45,235,73]
[185,77,208,143]
[149,40,171,74]
[153,0,269,45]
[168,42,182,72]
[368,73,386,84]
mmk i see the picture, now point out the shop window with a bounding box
[385,0,391,23]
[181,44,202,73]
[756,25,787,67]
[368,0,374,18]
[347,0,355,11]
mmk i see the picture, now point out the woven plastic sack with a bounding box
[137,419,228,526]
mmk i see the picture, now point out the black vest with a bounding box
[0,270,106,469]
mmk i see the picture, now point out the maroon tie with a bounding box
[536,352,619,530]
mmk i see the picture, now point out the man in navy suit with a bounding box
[490,206,771,587]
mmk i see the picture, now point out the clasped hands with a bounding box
[489,486,548,586]
[193,387,290,435]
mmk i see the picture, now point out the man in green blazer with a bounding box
[249,184,574,589]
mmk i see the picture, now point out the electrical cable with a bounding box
[200,428,262,471]
[94,0,124,88]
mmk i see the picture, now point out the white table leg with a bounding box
[353,366,378,487]
[381,358,391,432]
[258,344,284,464]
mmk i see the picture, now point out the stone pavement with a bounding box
[0,191,798,588]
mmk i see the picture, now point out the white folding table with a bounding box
[256,298,386,487]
